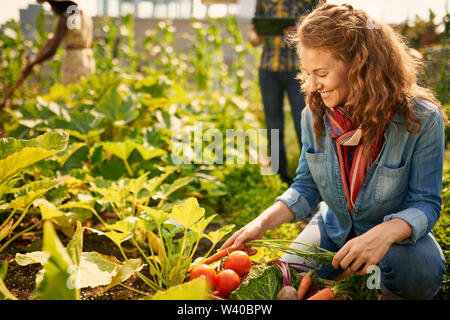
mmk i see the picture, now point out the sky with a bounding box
[0,0,448,25]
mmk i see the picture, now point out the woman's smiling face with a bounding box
[299,47,350,108]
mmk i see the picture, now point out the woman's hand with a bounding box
[219,219,266,251]
[220,201,296,251]
[332,218,412,275]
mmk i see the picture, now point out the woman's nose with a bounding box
[309,77,321,92]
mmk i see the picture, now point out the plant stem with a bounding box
[0,221,41,254]
[118,283,151,297]
[0,209,16,231]
[124,159,133,177]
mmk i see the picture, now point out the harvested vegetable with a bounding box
[297,273,312,300]
[216,269,241,297]
[307,287,335,300]
[228,264,282,300]
[276,286,298,300]
[229,262,299,300]
[189,264,217,290]
[201,244,245,266]
[247,240,335,265]
[225,250,252,276]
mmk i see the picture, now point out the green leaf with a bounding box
[15,251,50,266]
[0,130,69,189]
[155,177,195,200]
[141,207,168,225]
[95,91,139,125]
[9,186,56,211]
[66,221,83,267]
[228,264,283,300]
[75,252,142,289]
[102,141,136,162]
[104,258,144,292]
[54,142,87,167]
[190,214,217,237]
[206,224,235,245]
[98,159,125,180]
[168,197,204,229]
[134,144,166,160]
[37,220,80,300]
[38,200,74,238]
[86,227,133,247]
[150,277,209,300]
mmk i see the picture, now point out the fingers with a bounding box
[219,228,244,250]
[331,243,350,269]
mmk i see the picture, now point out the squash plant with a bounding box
[0,130,69,253]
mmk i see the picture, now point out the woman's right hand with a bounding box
[220,201,295,251]
[219,218,266,251]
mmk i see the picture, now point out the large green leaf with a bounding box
[104,258,144,292]
[150,277,209,300]
[102,141,136,162]
[76,252,142,289]
[95,90,139,125]
[86,227,133,247]
[153,177,195,201]
[228,264,282,300]
[168,197,204,229]
[206,224,235,245]
[0,130,69,185]
[38,200,74,238]
[37,221,80,300]
[134,144,166,160]
[15,250,143,290]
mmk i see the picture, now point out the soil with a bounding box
[0,211,225,300]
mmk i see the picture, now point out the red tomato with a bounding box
[216,269,241,297]
[211,290,225,299]
[190,264,217,289]
[224,250,252,276]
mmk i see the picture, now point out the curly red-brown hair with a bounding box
[287,3,446,150]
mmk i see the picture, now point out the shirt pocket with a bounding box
[305,148,327,189]
[375,161,409,203]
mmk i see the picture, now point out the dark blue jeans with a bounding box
[258,69,306,182]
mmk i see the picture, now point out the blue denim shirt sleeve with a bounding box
[275,109,321,221]
[383,105,445,244]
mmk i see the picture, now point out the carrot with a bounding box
[202,244,245,265]
[297,274,312,300]
[306,287,335,300]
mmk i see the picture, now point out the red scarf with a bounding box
[326,107,394,212]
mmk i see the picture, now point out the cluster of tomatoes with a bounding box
[189,250,252,299]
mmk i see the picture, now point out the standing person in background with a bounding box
[249,0,320,184]
[17,1,95,87]
[0,1,96,135]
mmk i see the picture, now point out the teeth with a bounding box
[320,90,333,97]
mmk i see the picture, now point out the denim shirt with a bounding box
[276,99,445,247]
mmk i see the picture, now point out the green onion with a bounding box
[247,239,335,265]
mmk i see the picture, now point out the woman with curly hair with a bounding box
[221,3,447,300]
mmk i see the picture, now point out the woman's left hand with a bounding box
[331,218,412,275]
